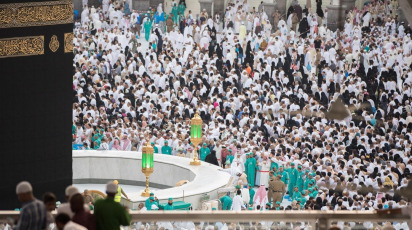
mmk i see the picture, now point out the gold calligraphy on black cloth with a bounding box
[0,36,44,58]
[64,33,74,53]
[49,35,59,52]
[0,0,73,28]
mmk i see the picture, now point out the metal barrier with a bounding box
[0,210,409,230]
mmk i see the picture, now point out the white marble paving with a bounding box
[73,184,154,194]
[73,150,231,209]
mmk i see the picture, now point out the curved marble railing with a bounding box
[0,210,409,230]
[73,150,232,209]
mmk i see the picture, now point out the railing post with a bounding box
[318,217,328,230]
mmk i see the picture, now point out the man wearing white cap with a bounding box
[57,185,89,218]
[14,181,47,230]
[70,0,412,214]
[94,181,131,229]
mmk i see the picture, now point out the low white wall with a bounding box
[73,151,195,188]
[73,150,232,209]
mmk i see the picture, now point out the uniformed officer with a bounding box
[268,174,286,204]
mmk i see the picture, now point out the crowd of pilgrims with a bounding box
[72,0,412,216]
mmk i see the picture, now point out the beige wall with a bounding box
[164,0,332,21]
[186,0,201,16]
[164,0,201,16]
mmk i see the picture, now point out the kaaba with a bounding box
[0,0,73,209]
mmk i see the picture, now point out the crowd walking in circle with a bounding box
[70,0,412,228]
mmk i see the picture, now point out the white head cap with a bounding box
[16,181,32,194]
[106,181,117,194]
[65,185,79,199]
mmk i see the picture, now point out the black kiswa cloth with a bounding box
[0,0,73,209]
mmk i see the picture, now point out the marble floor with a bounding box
[74,184,292,209]
[73,183,157,194]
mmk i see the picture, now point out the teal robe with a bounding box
[296,171,305,192]
[171,6,178,23]
[226,155,234,164]
[91,133,102,143]
[145,197,159,210]
[292,190,301,201]
[164,204,174,210]
[286,168,298,196]
[144,20,151,41]
[178,4,186,15]
[310,190,318,198]
[161,145,172,155]
[275,170,288,185]
[300,196,307,207]
[200,147,210,161]
[220,196,232,210]
[244,158,249,181]
[154,146,159,153]
[303,176,312,190]
[245,158,258,187]
[270,161,279,172]
[93,139,101,149]
[249,188,255,206]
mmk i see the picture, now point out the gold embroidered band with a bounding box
[0,36,45,58]
[64,32,74,53]
[0,0,73,28]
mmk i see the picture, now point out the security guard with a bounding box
[296,165,305,192]
[286,162,298,198]
[268,174,286,204]
[145,192,159,210]
[161,141,172,155]
[113,180,129,202]
[220,195,232,210]
[151,142,159,153]
[164,198,174,210]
